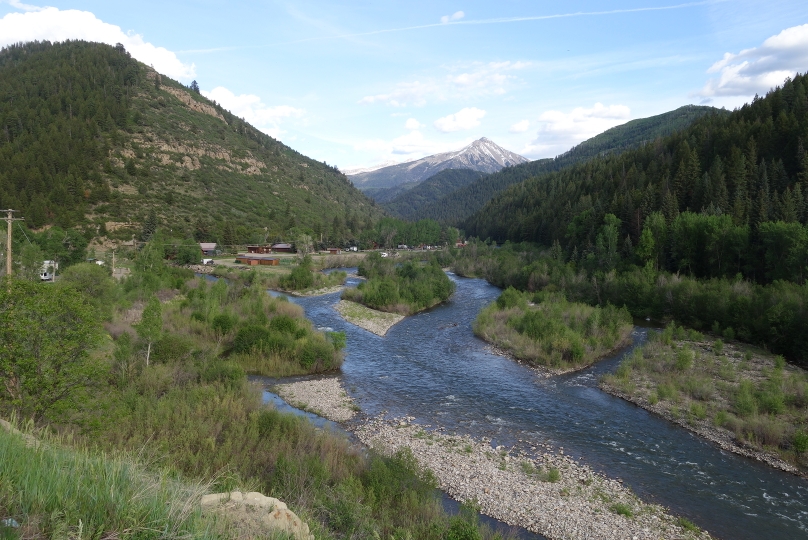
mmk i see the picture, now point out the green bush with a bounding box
[734,381,757,417]
[210,313,237,335]
[269,314,297,334]
[200,361,245,389]
[675,348,694,371]
[232,324,271,353]
[496,286,525,309]
[299,339,336,369]
[152,334,195,364]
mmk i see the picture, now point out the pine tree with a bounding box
[140,210,158,241]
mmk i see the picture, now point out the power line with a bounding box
[1,209,24,276]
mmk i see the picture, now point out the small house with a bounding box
[271,243,294,253]
[328,248,341,255]
[247,245,272,254]
[199,242,217,256]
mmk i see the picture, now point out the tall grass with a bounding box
[0,424,219,539]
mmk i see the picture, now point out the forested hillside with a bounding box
[0,40,383,246]
[407,106,722,225]
[382,168,485,220]
[463,74,808,285]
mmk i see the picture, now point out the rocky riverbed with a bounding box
[274,377,710,540]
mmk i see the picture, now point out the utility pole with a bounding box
[1,209,23,276]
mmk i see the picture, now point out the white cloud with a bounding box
[354,130,468,163]
[359,60,528,107]
[0,7,196,81]
[5,0,44,12]
[202,86,304,138]
[509,119,530,133]
[434,107,486,133]
[696,24,808,98]
[405,118,423,130]
[440,11,465,24]
[522,102,630,158]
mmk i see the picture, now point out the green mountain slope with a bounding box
[407,105,724,224]
[0,41,382,245]
[382,168,485,219]
[462,73,808,282]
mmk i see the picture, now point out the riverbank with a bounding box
[484,336,634,378]
[334,300,404,336]
[600,329,807,478]
[277,377,709,540]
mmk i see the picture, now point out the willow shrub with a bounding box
[344,255,455,315]
[474,287,633,369]
[172,278,343,376]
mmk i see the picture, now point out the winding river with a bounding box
[273,271,808,539]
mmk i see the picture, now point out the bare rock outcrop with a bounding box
[200,491,314,540]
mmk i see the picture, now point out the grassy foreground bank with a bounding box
[474,288,633,373]
[602,324,808,474]
[0,422,223,539]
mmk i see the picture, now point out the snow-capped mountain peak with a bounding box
[348,138,528,192]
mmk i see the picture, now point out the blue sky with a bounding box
[1,1,807,170]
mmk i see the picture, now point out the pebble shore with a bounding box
[274,378,357,422]
[275,377,710,540]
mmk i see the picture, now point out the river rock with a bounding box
[201,490,313,540]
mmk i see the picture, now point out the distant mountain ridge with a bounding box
[396,105,725,225]
[347,137,528,194]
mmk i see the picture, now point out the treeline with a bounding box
[342,252,455,315]
[364,216,459,248]
[442,242,808,365]
[463,73,808,286]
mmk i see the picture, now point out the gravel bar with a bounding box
[353,417,710,540]
[274,378,357,422]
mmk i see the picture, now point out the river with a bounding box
[270,271,808,539]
